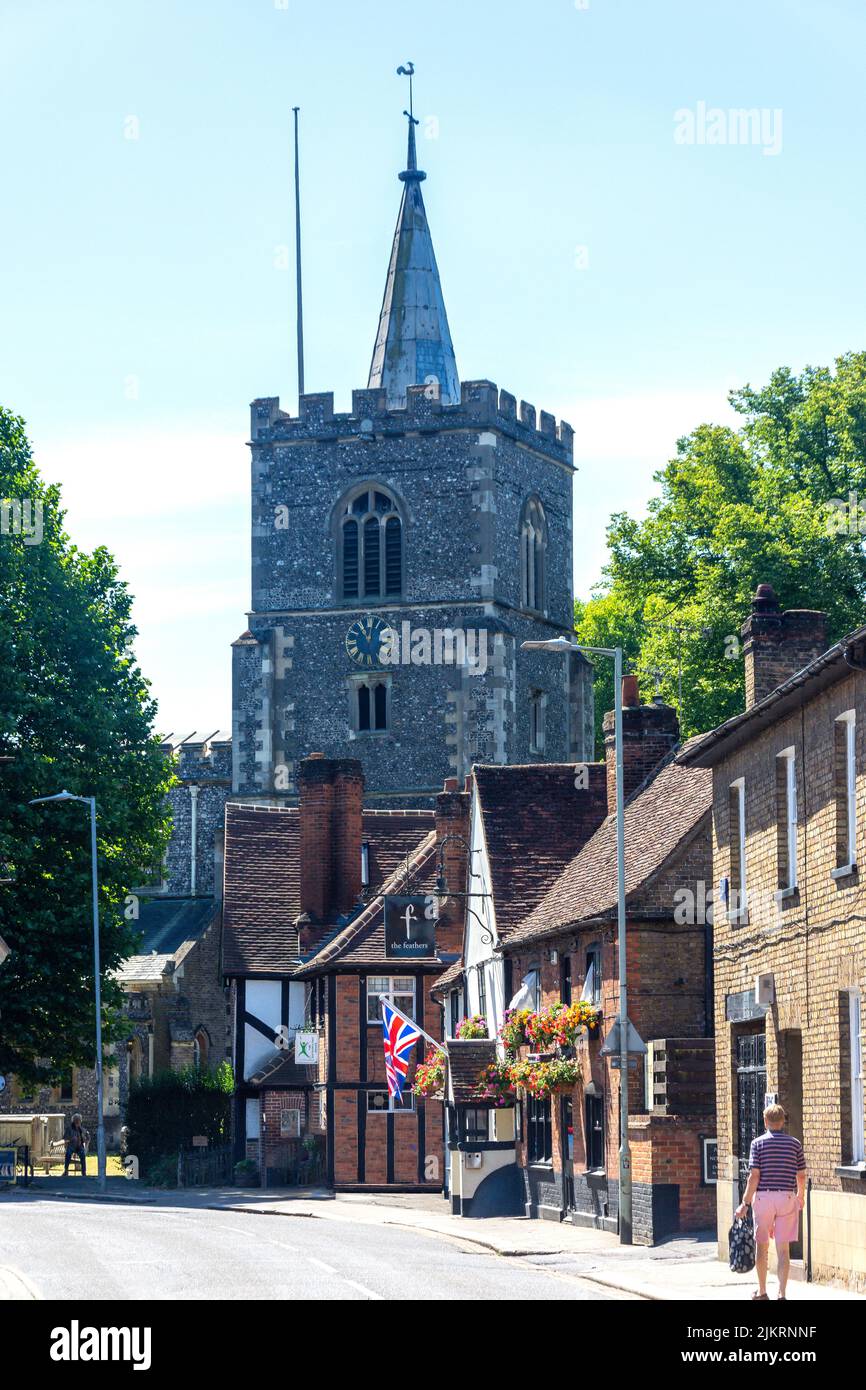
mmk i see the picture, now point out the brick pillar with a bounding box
[741,583,827,709]
[332,760,365,915]
[434,779,471,957]
[298,754,336,922]
[602,677,679,813]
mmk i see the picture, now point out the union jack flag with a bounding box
[380,998,423,1101]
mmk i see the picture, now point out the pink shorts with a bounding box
[752,1190,800,1247]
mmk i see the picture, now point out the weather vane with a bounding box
[397,61,418,125]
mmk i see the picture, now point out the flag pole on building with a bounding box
[379,995,447,1056]
[292,105,305,406]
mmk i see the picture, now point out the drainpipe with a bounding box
[806,1176,812,1282]
[189,785,199,895]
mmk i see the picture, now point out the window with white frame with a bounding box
[851,991,864,1164]
[476,963,488,1020]
[835,711,857,870]
[776,748,798,891]
[729,777,747,919]
[367,1088,415,1114]
[367,975,415,1025]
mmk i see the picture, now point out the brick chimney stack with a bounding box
[741,583,828,710]
[434,778,471,958]
[602,676,679,814]
[298,754,364,922]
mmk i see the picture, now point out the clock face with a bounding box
[345,614,390,668]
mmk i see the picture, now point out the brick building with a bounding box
[222,753,466,1188]
[681,584,866,1288]
[435,680,716,1242]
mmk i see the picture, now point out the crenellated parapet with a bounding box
[249,379,574,466]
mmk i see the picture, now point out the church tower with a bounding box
[232,107,594,804]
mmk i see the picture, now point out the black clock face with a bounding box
[345,615,390,668]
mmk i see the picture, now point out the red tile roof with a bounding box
[473,763,608,939]
[221,803,434,976]
[294,831,441,973]
[505,747,711,948]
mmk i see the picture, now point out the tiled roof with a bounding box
[248,1051,318,1087]
[505,746,712,948]
[446,1039,497,1104]
[430,957,464,997]
[116,897,218,984]
[221,803,434,976]
[474,763,607,939]
[294,830,440,973]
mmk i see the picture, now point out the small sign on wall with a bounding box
[702,1136,718,1184]
[294,1031,319,1065]
[280,1109,301,1139]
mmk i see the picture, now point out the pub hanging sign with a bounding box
[384,895,438,959]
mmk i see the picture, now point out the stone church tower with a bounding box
[232,116,593,804]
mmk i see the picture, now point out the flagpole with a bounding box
[379,994,447,1056]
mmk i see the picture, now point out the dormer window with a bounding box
[338,486,403,601]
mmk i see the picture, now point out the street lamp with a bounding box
[521,637,632,1244]
[29,791,107,1191]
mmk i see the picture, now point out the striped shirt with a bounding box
[748,1130,806,1192]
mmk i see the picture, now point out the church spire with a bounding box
[367,65,460,408]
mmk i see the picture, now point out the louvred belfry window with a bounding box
[339,487,403,601]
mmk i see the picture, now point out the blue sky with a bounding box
[2,0,865,733]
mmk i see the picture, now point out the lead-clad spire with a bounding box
[367,66,460,408]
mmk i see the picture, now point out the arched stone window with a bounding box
[520,496,548,614]
[193,1028,210,1070]
[337,485,404,601]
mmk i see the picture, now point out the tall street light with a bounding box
[520,636,632,1245]
[30,791,107,1191]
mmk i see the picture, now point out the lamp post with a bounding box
[520,636,632,1244]
[30,791,106,1191]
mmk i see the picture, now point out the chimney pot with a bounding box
[621,674,640,708]
[741,583,827,708]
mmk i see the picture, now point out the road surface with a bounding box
[0,1193,637,1301]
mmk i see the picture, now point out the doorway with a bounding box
[561,1095,575,1212]
[780,1029,804,1259]
[736,1030,766,1195]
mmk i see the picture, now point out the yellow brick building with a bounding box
[682,583,866,1289]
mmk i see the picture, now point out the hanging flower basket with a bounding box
[499,1008,533,1053]
[470,1058,515,1106]
[456,1014,489,1040]
[508,1056,582,1099]
[525,1001,600,1051]
[412,1048,446,1099]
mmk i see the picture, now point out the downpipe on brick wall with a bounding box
[190,785,199,896]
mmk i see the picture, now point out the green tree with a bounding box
[0,407,173,1084]
[576,353,866,748]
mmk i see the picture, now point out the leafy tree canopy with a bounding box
[0,407,173,1083]
[576,353,866,749]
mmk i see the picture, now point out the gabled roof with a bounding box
[473,763,608,940]
[505,746,712,949]
[679,624,866,767]
[221,802,434,976]
[116,897,218,984]
[367,120,459,408]
[294,830,439,974]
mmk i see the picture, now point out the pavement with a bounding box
[6,1176,863,1301]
